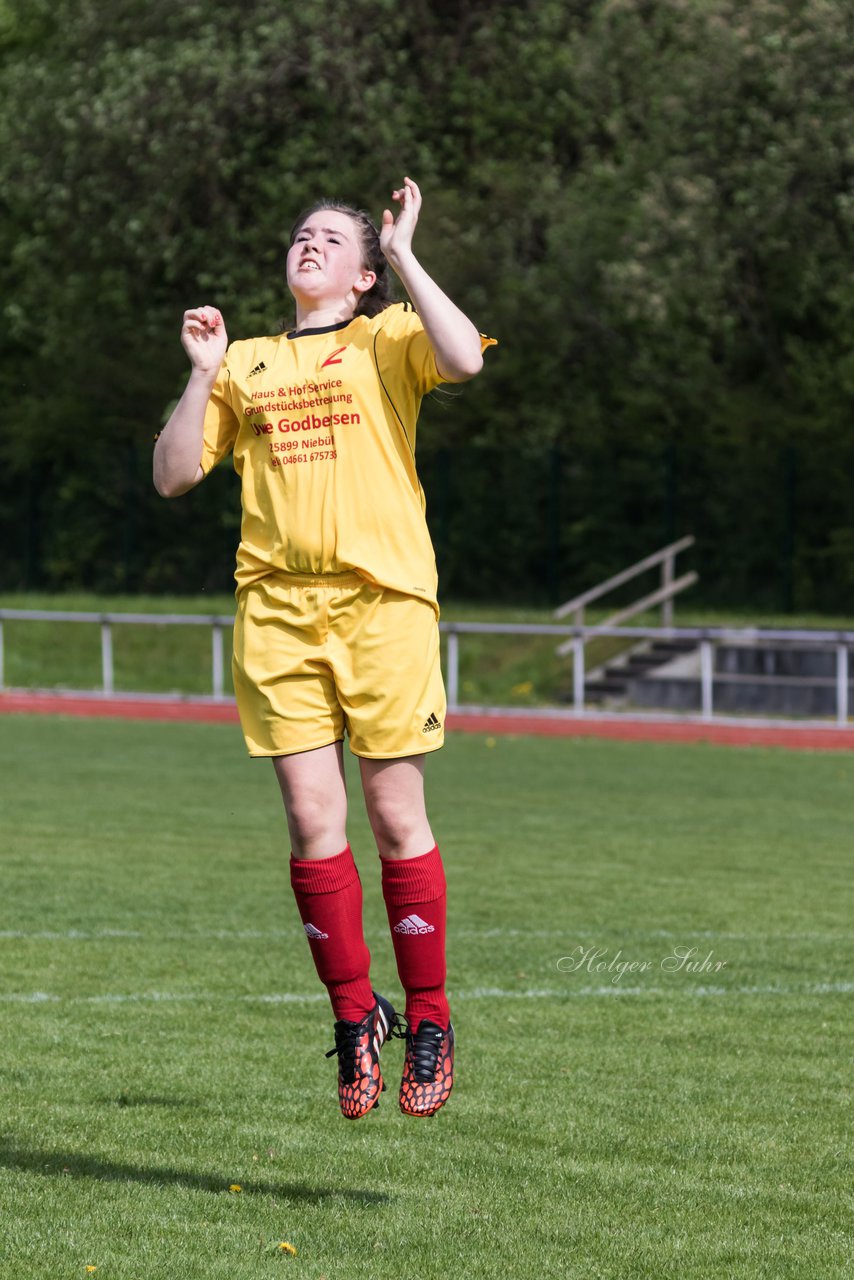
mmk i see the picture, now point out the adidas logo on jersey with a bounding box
[304,922,328,940]
[422,712,441,734]
[247,361,267,378]
[393,913,435,935]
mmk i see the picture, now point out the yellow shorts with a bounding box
[232,572,446,759]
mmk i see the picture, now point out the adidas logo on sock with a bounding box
[247,360,267,378]
[393,913,435,935]
[422,712,441,734]
[304,922,329,940]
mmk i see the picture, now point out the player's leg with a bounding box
[274,743,396,1119]
[273,741,348,859]
[275,743,365,1009]
[333,583,454,1115]
[233,575,395,1118]
[360,757,449,1035]
[274,746,369,1019]
[234,582,372,1017]
[273,742,368,1018]
[358,754,434,859]
[360,757,453,1115]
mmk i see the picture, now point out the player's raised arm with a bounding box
[379,177,484,383]
[153,306,228,498]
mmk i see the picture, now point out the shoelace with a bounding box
[325,1011,407,1083]
[325,1016,369,1083]
[390,1014,408,1041]
[408,1021,445,1083]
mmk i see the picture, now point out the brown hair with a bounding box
[288,200,394,318]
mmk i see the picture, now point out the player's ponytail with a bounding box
[287,200,394,318]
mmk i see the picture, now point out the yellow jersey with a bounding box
[200,302,488,610]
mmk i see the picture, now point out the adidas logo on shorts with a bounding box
[304,922,329,940]
[422,712,441,734]
[393,913,435,935]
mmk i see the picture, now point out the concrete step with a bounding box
[650,639,697,654]
[583,680,628,701]
[622,653,671,671]
[627,672,853,717]
[715,644,839,679]
[579,638,851,715]
[588,639,700,700]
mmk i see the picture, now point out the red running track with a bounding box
[1,690,853,751]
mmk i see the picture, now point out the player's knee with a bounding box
[367,799,427,857]
[285,791,341,846]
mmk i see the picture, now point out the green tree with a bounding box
[1,0,853,607]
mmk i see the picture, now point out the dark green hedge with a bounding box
[2,0,853,610]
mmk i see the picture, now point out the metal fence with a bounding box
[0,609,234,700]
[1,609,852,727]
[443,621,853,725]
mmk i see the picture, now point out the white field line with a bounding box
[1,981,852,1005]
[0,928,850,943]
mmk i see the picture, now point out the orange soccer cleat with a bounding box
[325,992,402,1119]
[399,1019,455,1117]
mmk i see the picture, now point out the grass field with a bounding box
[0,714,852,1279]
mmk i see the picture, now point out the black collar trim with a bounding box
[287,318,353,340]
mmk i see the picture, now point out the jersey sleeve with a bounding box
[199,355,240,474]
[374,303,443,397]
[375,303,496,399]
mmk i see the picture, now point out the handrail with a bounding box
[555,571,698,657]
[440,622,854,640]
[554,536,695,626]
[0,609,233,625]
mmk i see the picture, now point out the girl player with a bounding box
[154,178,493,1119]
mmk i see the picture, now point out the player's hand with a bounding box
[180,306,228,372]
[380,176,421,267]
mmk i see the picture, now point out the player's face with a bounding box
[286,210,375,308]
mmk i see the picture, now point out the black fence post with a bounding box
[122,441,137,591]
[782,445,797,614]
[547,445,561,608]
[24,471,41,590]
[663,441,677,546]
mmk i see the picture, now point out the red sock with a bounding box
[381,844,450,1033]
[289,845,374,1023]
